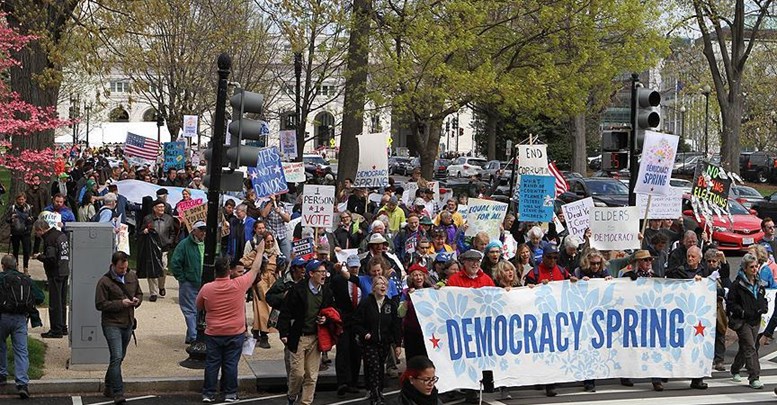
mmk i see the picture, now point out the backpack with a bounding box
[10,205,30,236]
[0,272,35,314]
[92,206,115,222]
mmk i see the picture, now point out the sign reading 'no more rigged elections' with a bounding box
[413,279,717,393]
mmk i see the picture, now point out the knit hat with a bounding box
[485,240,503,252]
[86,179,96,189]
[407,263,428,275]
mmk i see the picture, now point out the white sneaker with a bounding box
[500,388,512,400]
[750,379,764,389]
[732,373,743,382]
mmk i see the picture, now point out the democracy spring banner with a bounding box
[413,279,716,392]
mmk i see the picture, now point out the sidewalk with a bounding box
[1,260,297,396]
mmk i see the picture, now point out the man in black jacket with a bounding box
[33,219,70,338]
[278,260,335,405]
[331,255,363,397]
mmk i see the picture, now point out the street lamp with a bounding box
[294,51,302,158]
[69,94,80,145]
[702,85,711,153]
[84,102,91,148]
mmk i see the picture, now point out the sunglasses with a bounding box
[640,257,654,262]
[589,261,603,266]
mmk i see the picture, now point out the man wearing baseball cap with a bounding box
[447,249,494,288]
[330,255,363,396]
[169,219,207,344]
[266,257,308,377]
[376,195,405,234]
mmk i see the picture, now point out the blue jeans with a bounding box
[278,237,291,263]
[102,325,132,396]
[203,334,244,398]
[0,313,29,386]
[179,281,199,342]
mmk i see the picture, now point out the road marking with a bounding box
[549,391,769,405]
[221,393,291,403]
[327,390,400,405]
[90,395,157,405]
[71,396,83,405]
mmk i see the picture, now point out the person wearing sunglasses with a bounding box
[395,356,443,405]
[704,248,731,372]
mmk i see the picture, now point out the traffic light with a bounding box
[601,129,630,171]
[635,86,661,152]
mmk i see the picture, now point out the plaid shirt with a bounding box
[262,201,288,240]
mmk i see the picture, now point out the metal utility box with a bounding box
[67,222,115,366]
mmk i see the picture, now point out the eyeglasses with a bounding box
[766,226,775,230]
[412,376,439,385]
[707,259,718,263]
[589,261,603,266]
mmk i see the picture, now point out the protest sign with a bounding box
[517,144,549,175]
[403,182,419,206]
[281,162,305,183]
[354,133,389,188]
[335,248,359,265]
[302,185,336,228]
[691,160,731,214]
[39,211,62,231]
[248,147,288,198]
[560,197,594,243]
[413,279,716,392]
[637,187,683,219]
[183,115,198,138]
[589,206,640,250]
[279,130,297,159]
[465,198,508,240]
[761,288,777,333]
[518,175,555,222]
[634,131,679,195]
[163,142,186,171]
[292,238,315,259]
[176,198,204,213]
[117,224,130,255]
[182,203,207,232]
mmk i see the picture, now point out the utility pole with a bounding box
[294,52,303,161]
[628,73,639,207]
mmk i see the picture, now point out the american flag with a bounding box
[124,132,160,160]
[548,161,568,197]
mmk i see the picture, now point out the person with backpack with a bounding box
[4,193,34,273]
[0,255,45,399]
[96,193,119,223]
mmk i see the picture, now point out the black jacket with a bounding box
[352,294,401,346]
[727,273,768,326]
[277,279,334,353]
[330,272,361,326]
[38,228,70,278]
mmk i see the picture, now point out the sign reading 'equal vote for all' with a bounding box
[412,279,716,392]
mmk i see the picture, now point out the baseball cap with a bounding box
[346,255,361,268]
[305,260,323,273]
[542,244,560,256]
[291,257,307,268]
[192,220,207,230]
[434,252,452,263]
[414,197,426,206]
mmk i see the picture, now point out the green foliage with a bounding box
[5,336,46,380]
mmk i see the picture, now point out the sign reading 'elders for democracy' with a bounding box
[589,206,640,250]
[518,175,555,222]
[354,133,389,188]
[561,197,594,243]
[633,131,679,195]
[465,199,508,240]
[516,144,549,175]
[413,279,716,392]
[302,185,336,228]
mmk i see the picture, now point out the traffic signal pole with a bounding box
[628,73,639,207]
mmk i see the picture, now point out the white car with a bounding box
[669,178,692,194]
[447,157,487,178]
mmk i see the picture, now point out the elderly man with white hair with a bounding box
[97,192,118,223]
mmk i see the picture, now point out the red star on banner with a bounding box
[429,334,441,349]
[693,321,706,336]
[372,165,376,169]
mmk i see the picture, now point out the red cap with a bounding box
[407,263,428,275]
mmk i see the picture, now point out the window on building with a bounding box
[110,80,131,93]
[109,107,130,122]
[316,84,337,97]
[280,112,296,130]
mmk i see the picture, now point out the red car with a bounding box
[682,196,764,251]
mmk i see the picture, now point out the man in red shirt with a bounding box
[196,240,265,403]
[446,249,495,288]
[525,244,573,286]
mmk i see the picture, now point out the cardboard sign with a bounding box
[282,161,305,183]
[403,182,419,206]
[634,131,679,195]
[176,198,204,214]
[163,142,186,171]
[561,197,594,243]
[302,185,336,228]
[354,133,389,188]
[117,223,130,255]
[280,130,297,159]
[637,187,683,219]
[248,147,288,198]
[183,115,198,138]
[465,198,508,240]
[182,203,208,232]
[518,175,555,222]
[589,206,640,251]
[517,144,549,175]
[292,238,315,259]
[691,160,731,213]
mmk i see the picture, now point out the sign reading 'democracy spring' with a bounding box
[465,198,508,240]
[589,206,640,250]
[633,131,679,195]
[354,133,389,188]
[560,197,594,243]
[413,279,716,392]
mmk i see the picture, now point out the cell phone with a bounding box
[481,370,494,393]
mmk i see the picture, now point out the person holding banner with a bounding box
[704,248,731,372]
[400,264,434,361]
[573,250,612,281]
[524,245,572,288]
[728,253,768,390]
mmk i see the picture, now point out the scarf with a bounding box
[401,379,440,405]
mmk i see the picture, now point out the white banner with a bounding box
[465,198,508,240]
[279,130,297,159]
[634,131,679,195]
[413,279,716,392]
[561,197,594,243]
[302,185,336,228]
[516,144,549,176]
[282,162,305,183]
[354,133,389,188]
[335,248,359,265]
[590,206,640,251]
[183,115,198,138]
[637,187,683,219]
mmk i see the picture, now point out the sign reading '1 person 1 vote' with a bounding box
[518,175,555,222]
[465,198,508,240]
[413,279,717,392]
[589,206,640,250]
[517,144,549,175]
[302,185,336,228]
[354,133,389,188]
[248,147,288,198]
[560,197,594,243]
[634,131,679,195]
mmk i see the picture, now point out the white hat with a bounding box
[414,197,426,206]
[368,233,388,245]
[192,220,207,229]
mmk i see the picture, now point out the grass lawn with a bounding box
[4,336,46,380]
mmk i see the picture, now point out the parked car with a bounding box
[587,155,601,170]
[481,160,508,182]
[730,185,766,210]
[752,190,777,220]
[674,154,721,176]
[447,157,487,178]
[591,169,631,185]
[303,154,335,184]
[682,196,763,251]
[669,178,693,194]
[389,156,411,175]
[739,151,777,183]
[434,159,451,179]
[557,177,630,207]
